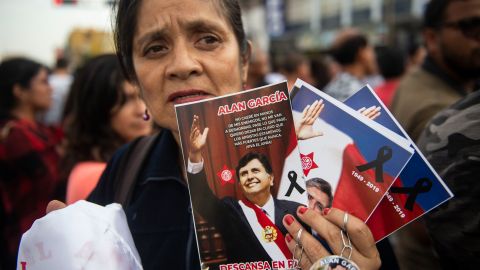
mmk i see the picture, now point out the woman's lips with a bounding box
[168,90,212,104]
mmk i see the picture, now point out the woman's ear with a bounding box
[12,84,26,102]
[241,40,253,86]
[356,46,369,64]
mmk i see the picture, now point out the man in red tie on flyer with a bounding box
[187,115,308,267]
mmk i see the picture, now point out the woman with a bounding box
[0,57,63,269]
[62,54,152,204]
[48,0,381,269]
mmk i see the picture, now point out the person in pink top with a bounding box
[61,54,152,204]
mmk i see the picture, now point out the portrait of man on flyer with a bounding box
[175,83,309,269]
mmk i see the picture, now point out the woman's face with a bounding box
[110,82,153,142]
[19,68,52,112]
[132,0,249,133]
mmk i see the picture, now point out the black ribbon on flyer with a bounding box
[390,178,433,211]
[356,146,392,183]
[285,171,305,197]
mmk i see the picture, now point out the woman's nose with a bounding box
[165,43,202,80]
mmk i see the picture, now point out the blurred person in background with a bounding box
[309,55,337,90]
[390,0,480,269]
[0,57,63,269]
[40,57,73,128]
[392,0,479,142]
[62,54,152,205]
[264,57,287,86]
[323,28,379,101]
[374,46,407,108]
[280,51,313,91]
[245,45,269,89]
[406,42,427,71]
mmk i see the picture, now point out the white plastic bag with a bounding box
[17,200,143,270]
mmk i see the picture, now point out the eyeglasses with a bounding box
[442,17,480,41]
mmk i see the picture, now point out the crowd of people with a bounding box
[0,0,479,269]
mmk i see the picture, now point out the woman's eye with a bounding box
[197,35,220,48]
[203,35,219,43]
[145,44,167,56]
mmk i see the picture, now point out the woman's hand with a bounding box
[188,115,209,163]
[46,200,66,214]
[295,100,325,140]
[283,207,381,270]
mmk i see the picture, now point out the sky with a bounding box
[0,0,113,66]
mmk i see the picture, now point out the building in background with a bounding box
[0,0,114,67]
[241,0,429,63]
[65,28,114,70]
[1,0,428,70]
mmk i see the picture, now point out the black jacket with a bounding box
[188,169,304,264]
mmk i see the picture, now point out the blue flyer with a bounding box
[344,85,453,241]
[290,79,413,222]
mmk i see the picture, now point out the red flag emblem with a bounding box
[216,165,235,185]
[301,152,318,176]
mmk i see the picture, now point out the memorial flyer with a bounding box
[344,85,454,241]
[290,79,414,222]
[175,81,306,270]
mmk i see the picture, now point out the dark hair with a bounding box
[375,46,406,79]
[236,152,273,180]
[113,0,248,83]
[61,54,129,178]
[310,55,333,90]
[408,41,422,58]
[55,57,69,70]
[282,51,308,74]
[0,57,45,118]
[306,177,333,207]
[423,0,454,29]
[330,34,368,65]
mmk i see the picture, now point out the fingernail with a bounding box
[286,234,292,243]
[284,214,294,225]
[299,206,308,214]
[323,208,330,215]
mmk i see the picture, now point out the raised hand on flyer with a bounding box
[296,100,325,140]
[283,207,381,270]
[358,106,381,121]
[189,115,209,163]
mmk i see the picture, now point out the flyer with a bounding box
[175,82,306,270]
[290,79,414,222]
[344,85,454,241]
